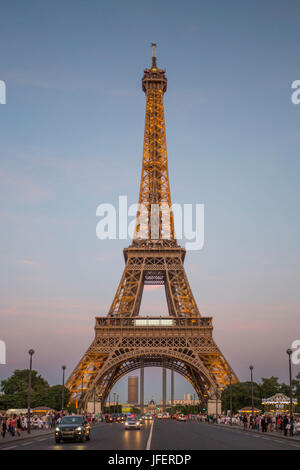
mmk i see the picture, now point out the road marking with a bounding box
[21,442,33,446]
[146,420,154,450]
[37,438,48,442]
[1,445,17,450]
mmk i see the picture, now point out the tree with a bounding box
[292,371,300,413]
[1,369,49,396]
[221,382,261,413]
[0,370,71,411]
[259,376,281,398]
[47,385,71,410]
[1,369,50,409]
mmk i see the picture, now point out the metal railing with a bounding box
[95,316,212,328]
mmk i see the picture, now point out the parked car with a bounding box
[55,415,90,443]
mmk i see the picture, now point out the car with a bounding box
[176,414,187,422]
[157,413,163,419]
[110,413,120,423]
[144,414,153,421]
[124,416,142,430]
[55,415,90,443]
[105,414,113,423]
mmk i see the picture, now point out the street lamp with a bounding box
[27,349,35,434]
[93,386,96,415]
[286,349,294,420]
[215,391,219,422]
[61,365,66,415]
[113,392,116,414]
[80,375,84,414]
[250,365,254,426]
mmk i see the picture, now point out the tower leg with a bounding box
[140,359,144,415]
[162,360,166,412]
[171,369,174,410]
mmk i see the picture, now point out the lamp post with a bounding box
[229,374,233,425]
[81,375,84,414]
[27,349,35,434]
[117,394,119,413]
[250,365,254,426]
[61,365,66,415]
[113,392,116,414]
[286,349,293,420]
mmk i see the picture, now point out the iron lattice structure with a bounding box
[66,46,238,410]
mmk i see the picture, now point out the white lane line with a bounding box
[146,420,154,450]
[1,445,17,450]
[21,442,33,446]
[37,438,48,442]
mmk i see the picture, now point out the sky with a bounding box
[0,0,300,404]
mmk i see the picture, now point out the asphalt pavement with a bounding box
[1,420,300,451]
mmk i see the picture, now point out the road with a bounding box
[1,420,300,451]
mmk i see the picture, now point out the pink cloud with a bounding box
[21,259,41,268]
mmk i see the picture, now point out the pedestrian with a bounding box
[242,415,248,430]
[289,416,294,437]
[276,416,281,432]
[261,415,267,432]
[10,416,16,437]
[16,415,22,437]
[283,415,289,436]
[1,417,7,439]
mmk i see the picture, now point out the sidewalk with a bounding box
[0,427,54,446]
[213,422,300,443]
[0,421,102,447]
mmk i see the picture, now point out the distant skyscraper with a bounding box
[128,376,138,404]
[184,393,192,401]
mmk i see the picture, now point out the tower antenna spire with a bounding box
[151,42,157,68]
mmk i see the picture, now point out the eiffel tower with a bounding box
[66,45,238,411]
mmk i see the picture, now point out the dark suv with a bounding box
[55,415,90,443]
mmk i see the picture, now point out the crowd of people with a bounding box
[0,412,64,439]
[212,413,299,437]
[0,411,104,440]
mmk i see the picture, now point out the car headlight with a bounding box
[55,427,60,432]
[76,427,83,431]
[125,422,128,425]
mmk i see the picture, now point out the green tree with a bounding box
[292,372,300,413]
[259,376,281,398]
[46,385,71,410]
[1,369,50,409]
[0,370,71,411]
[1,369,49,395]
[221,382,262,413]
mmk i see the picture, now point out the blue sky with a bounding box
[0,0,300,403]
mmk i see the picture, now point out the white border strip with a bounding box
[146,420,154,450]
